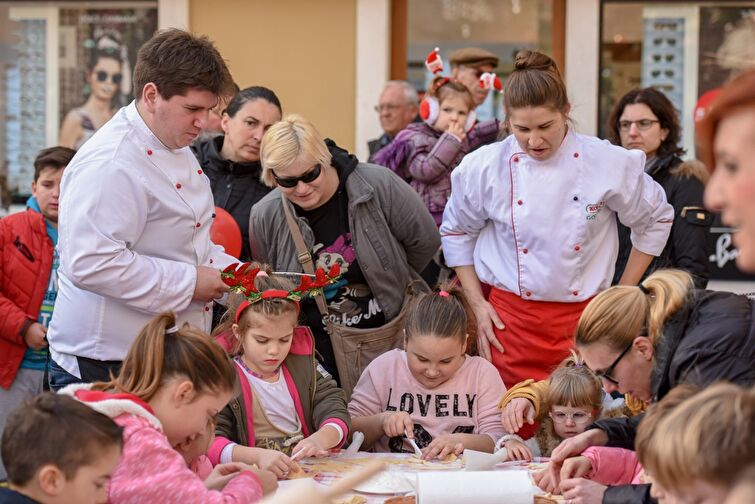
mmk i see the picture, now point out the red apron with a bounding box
[488,287,591,389]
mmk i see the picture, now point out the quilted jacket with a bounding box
[0,209,54,388]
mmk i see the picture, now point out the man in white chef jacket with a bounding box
[46,29,237,388]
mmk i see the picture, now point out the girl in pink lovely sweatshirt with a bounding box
[349,284,506,460]
[61,312,275,504]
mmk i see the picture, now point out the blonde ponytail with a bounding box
[576,269,694,351]
[641,269,694,345]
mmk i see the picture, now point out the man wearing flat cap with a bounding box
[449,47,499,107]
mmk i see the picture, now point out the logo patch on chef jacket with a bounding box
[585,201,605,220]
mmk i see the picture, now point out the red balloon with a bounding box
[694,88,722,124]
[210,207,242,258]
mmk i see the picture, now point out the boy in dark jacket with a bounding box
[0,147,74,481]
[0,393,122,503]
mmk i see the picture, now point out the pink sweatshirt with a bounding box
[348,349,506,453]
[582,447,644,485]
[60,385,263,504]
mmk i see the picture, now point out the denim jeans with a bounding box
[48,357,121,391]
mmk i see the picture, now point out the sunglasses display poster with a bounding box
[641,17,684,113]
[58,8,157,147]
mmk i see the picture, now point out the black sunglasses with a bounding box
[96,70,123,85]
[272,163,322,188]
[595,341,633,385]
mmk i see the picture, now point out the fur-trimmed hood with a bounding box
[59,383,163,431]
[670,158,709,185]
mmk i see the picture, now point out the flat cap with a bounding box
[448,47,499,68]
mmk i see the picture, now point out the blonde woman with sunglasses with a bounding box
[521,268,755,503]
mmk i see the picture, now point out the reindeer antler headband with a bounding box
[221,263,341,323]
[425,47,502,94]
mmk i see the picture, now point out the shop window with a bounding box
[0,1,157,205]
[405,0,559,121]
[599,1,755,153]
[600,1,755,282]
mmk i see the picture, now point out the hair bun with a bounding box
[514,50,558,74]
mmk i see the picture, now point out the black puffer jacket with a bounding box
[595,289,755,504]
[613,154,711,288]
[192,136,272,261]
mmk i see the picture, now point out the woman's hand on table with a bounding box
[381,411,415,439]
[421,434,464,461]
[503,439,533,461]
[559,478,607,504]
[470,299,505,361]
[501,398,536,433]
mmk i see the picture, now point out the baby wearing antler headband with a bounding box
[209,263,350,479]
[370,47,502,225]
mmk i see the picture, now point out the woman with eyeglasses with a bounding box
[191,86,282,261]
[527,268,755,502]
[607,87,711,288]
[59,47,123,149]
[249,114,440,384]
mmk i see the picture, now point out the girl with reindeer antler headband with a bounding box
[372,47,502,226]
[208,262,351,480]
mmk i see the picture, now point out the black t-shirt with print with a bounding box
[295,179,385,382]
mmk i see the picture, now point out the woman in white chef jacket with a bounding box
[440,50,673,390]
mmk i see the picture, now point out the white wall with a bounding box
[158,0,188,30]
[355,0,391,161]
[565,0,600,135]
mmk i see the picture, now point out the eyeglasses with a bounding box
[272,163,322,188]
[652,53,675,63]
[96,70,123,85]
[374,103,404,113]
[549,410,593,425]
[654,21,679,31]
[651,69,675,79]
[654,83,676,93]
[618,119,660,132]
[652,37,677,47]
[595,341,633,385]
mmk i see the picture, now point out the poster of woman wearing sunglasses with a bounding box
[58,8,157,150]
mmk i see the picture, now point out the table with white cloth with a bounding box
[275,452,557,503]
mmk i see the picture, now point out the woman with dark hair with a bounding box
[606,87,711,287]
[192,86,283,261]
[59,46,123,149]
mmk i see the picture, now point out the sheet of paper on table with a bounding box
[416,471,533,504]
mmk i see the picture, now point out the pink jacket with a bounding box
[61,385,263,504]
[582,447,644,485]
